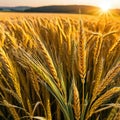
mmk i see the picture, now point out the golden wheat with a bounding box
[0,48,22,100]
[86,87,120,119]
[73,82,80,120]
[92,57,104,102]
[0,13,120,120]
[97,61,120,95]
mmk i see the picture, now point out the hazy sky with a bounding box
[0,0,120,8]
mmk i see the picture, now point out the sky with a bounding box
[0,0,120,8]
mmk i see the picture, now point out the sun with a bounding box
[98,1,111,12]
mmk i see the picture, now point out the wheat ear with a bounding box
[91,57,104,103]
[73,82,81,120]
[108,39,120,56]
[86,87,120,120]
[78,19,86,114]
[97,61,120,96]
[37,38,63,93]
[0,48,22,101]
[93,36,103,65]
[107,95,120,120]
[3,100,20,120]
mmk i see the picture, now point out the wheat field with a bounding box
[0,12,120,120]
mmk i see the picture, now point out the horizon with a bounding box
[0,0,120,9]
[0,4,120,10]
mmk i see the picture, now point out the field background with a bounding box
[0,12,120,120]
[0,12,98,19]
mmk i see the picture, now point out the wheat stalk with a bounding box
[45,89,52,120]
[56,104,61,120]
[26,98,32,116]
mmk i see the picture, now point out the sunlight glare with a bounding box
[99,1,111,12]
